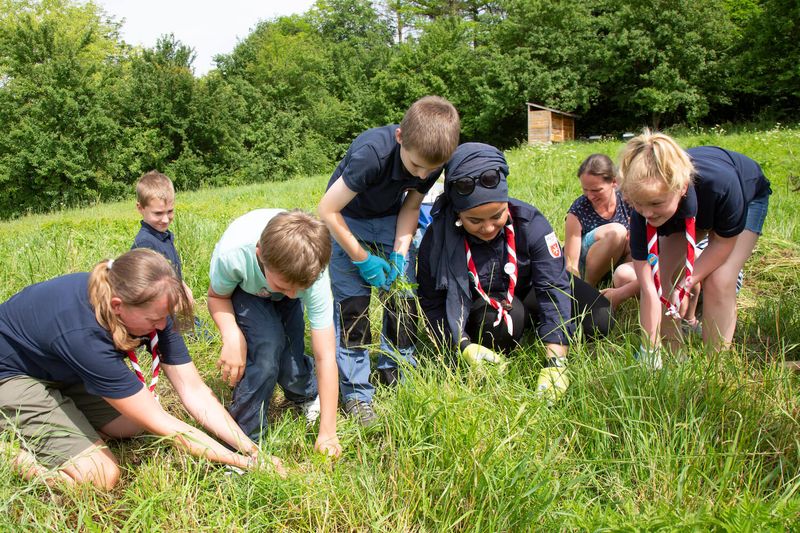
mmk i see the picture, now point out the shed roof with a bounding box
[526,102,578,118]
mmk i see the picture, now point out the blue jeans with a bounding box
[330,215,418,404]
[578,227,600,277]
[745,190,770,235]
[227,288,317,441]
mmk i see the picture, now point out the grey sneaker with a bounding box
[344,399,378,427]
[680,318,703,338]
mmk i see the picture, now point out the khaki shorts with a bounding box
[0,375,121,469]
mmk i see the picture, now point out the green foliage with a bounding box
[733,0,800,112]
[0,0,127,217]
[117,34,197,180]
[0,0,797,218]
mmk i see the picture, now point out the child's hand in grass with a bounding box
[216,330,247,386]
[315,433,342,459]
[248,453,287,478]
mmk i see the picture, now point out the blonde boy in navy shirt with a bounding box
[318,95,460,425]
[131,171,194,303]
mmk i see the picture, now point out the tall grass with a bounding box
[1,126,799,530]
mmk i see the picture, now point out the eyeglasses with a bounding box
[450,169,502,196]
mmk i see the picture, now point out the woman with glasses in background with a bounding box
[416,143,612,403]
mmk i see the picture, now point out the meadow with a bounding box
[1,126,799,531]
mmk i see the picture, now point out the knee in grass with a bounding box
[62,445,121,491]
[612,262,636,288]
[595,223,627,249]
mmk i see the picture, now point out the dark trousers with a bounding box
[227,288,317,441]
[465,275,612,353]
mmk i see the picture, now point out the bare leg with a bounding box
[701,230,759,349]
[6,439,120,490]
[583,223,629,286]
[601,262,639,309]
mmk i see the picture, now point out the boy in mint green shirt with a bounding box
[208,208,341,457]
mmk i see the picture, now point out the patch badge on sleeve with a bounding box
[544,232,562,258]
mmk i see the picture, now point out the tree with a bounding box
[592,0,736,128]
[0,0,128,217]
[116,34,198,185]
[733,0,800,115]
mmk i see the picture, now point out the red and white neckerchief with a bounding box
[127,330,161,399]
[464,213,517,335]
[646,217,696,318]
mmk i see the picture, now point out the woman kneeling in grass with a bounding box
[618,130,771,367]
[0,249,280,490]
[417,143,612,403]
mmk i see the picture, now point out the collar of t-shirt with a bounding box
[255,255,290,300]
[140,221,172,242]
[388,146,441,185]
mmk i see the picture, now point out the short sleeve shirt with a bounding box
[567,191,631,237]
[327,125,443,219]
[0,273,191,399]
[131,221,183,280]
[629,146,771,260]
[209,209,334,330]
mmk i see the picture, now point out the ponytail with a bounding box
[88,249,193,351]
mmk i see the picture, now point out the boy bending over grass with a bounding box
[208,209,341,457]
[318,95,460,426]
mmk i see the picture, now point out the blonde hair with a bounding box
[258,210,332,288]
[88,249,192,351]
[136,170,175,207]
[399,95,460,164]
[618,129,694,200]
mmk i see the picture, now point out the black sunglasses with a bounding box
[451,169,502,196]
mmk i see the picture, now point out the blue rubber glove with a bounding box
[385,251,407,289]
[353,252,391,288]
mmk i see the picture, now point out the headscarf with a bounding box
[426,142,510,345]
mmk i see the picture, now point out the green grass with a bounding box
[1,125,800,530]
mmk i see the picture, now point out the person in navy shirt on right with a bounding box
[618,130,771,367]
[318,96,460,426]
[0,249,278,490]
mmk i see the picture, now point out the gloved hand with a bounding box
[536,365,569,405]
[384,251,407,289]
[635,344,663,370]
[461,343,506,371]
[353,252,391,288]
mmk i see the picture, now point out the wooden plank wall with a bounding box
[527,110,552,144]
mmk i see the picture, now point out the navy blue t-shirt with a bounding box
[132,222,183,280]
[327,125,443,219]
[0,273,191,399]
[630,146,771,260]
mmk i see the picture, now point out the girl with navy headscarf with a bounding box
[417,143,612,402]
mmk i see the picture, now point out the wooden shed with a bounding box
[526,103,577,144]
